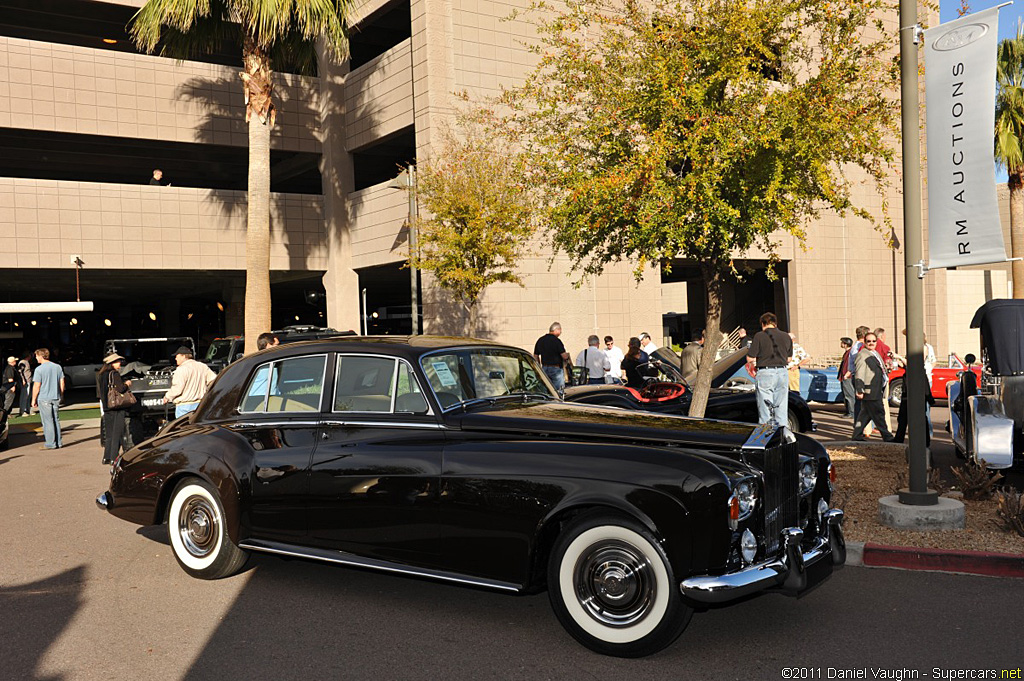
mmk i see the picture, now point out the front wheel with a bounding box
[888,378,904,408]
[167,478,248,579]
[547,513,692,657]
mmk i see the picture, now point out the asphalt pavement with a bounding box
[2,418,1023,680]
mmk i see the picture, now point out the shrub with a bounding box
[995,487,1024,537]
[950,460,1004,501]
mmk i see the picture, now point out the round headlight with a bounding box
[734,480,757,518]
[799,461,817,495]
[740,528,758,564]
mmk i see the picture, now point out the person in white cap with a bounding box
[162,346,216,418]
[638,332,659,355]
[99,353,133,465]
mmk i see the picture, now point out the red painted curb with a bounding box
[862,543,1024,578]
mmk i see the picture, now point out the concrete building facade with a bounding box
[0,0,1011,365]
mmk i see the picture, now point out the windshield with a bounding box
[206,339,235,362]
[419,347,558,410]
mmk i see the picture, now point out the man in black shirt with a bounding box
[746,312,793,429]
[534,322,570,394]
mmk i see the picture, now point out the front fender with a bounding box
[968,395,1015,469]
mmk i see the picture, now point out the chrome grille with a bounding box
[749,440,800,556]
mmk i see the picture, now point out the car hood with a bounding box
[451,401,756,452]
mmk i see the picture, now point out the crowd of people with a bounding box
[534,313,924,444]
[3,330,288,464]
[532,323,669,394]
[836,325,935,444]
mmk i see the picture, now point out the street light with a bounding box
[387,166,419,335]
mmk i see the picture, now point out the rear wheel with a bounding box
[888,378,904,408]
[547,513,692,657]
[167,478,247,579]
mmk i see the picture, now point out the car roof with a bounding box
[234,335,514,365]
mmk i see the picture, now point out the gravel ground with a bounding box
[829,442,1024,554]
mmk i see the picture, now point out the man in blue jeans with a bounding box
[534,322,570,395]
[746,312,793,429]
[31,348,64,449]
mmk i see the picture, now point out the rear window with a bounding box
[240,355,327,413]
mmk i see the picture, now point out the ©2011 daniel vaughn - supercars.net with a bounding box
[96,336,846,658]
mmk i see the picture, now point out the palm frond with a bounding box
[995,18,1024,171]
[131,0,351,64]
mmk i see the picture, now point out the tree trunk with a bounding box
[688,263,724,418]
[465,301,479,338]
[241,39,275,354]
[1011,173,1024,298]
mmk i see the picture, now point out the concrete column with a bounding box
[318,49,360,332]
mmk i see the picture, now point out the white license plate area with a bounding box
[142,398,163,407]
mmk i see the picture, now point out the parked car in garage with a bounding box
[204,325,356,373]
[565,347,815,433]
[97,336,845,657]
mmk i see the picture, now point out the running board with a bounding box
[238,539,522,593]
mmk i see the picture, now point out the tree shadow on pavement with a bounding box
[0,566,85,681]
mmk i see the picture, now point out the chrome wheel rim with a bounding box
[178,495,219,558]
[574,540,655,627]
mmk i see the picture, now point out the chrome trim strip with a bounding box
[679,509,845,604]
[321,420,447,430]
[227,421,322,429]
[238,539,521,592]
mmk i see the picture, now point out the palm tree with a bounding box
[130,1,351,351]
[996,20,1024,298]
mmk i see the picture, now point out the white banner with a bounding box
[925,7,1008,270]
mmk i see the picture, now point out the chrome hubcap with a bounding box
[179,495,218,557]
[574,540,655,627]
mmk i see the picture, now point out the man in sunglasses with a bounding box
[851,333,895,441]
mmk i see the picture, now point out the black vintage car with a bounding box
[565,347,816,433]
[97,337,845,657]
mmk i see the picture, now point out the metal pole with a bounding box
[408,166,419,336]
[361,287,368,336]
[898,1,938,506]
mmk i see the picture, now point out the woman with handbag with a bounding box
[99,353,135,465]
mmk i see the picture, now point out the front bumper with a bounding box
[680,508,845,604]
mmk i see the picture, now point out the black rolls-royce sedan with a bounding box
[97,336,845,657]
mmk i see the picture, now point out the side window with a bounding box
[241,355,326,413]
[241,364,271,412]
[394,362,429,414]
[335,356,397,412]
[421,353,472,408]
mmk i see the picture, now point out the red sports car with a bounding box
[887,354,981,407]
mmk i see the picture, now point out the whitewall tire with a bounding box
[547,513,692,657]
[167,478,247,579]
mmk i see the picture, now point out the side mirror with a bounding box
[965,354,976,365]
